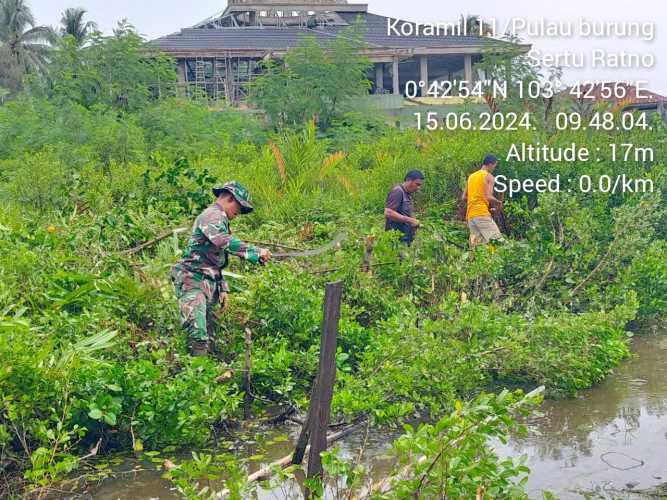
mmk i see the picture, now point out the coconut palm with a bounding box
[60,7,97,46]
[0,0,54,89]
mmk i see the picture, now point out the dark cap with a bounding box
[212,181,254,214]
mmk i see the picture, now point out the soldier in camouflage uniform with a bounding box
[171,181,271,356]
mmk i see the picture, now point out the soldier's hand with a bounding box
[219,292,229,312]
[259,248,272,264]
[409,218,421,228]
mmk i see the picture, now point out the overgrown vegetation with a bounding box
[0,4,665,499]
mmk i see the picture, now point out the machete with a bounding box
[271,232,346,260]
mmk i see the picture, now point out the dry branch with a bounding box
[569,245,613,298]
[215,420,367,499]
[121,227,188,255]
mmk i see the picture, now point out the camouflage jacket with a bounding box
[177,203,261,283]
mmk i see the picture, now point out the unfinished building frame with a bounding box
[152,1,529,104]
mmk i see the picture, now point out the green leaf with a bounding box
[88,408,103,420]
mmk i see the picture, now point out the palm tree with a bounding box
[0,0,54,89]
[60,7,97,46]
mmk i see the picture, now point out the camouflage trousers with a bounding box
[170,265,223,342]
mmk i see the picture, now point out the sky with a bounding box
[27,0,667,95]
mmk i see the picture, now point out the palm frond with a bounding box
[336,174,356,194]
[0,0,35,42]
[20,25,56,45]
[60,7,97,44]
[320,151,346,175]
[270,140,288,184]
[17,43,50,74]
[53,329,118,373]
[0,0,53,84]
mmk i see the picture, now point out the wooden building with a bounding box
[150,0,530,102]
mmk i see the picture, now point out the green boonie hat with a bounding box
[213,181,254,214]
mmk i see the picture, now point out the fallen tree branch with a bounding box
[121,227,188,256]
[311,261,400,275]
[569,245,613,298]
[532,259,555,294]
[263,406,298,425]
[521,259,556,295]
[216,419,367,499]
[79,438,102,461]
[120,225,308,257]
[287,416,305,426]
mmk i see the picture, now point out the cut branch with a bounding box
[121,227,188,255]
[569,245,613,298]
[215,419,367,499]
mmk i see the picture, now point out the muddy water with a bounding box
[92,333,667,499]
[496,332,667,499]
[92,423,398,499]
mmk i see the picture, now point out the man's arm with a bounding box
[202,220,267,264]
[226,237,264,263]
[385,189,420,227]
[484,174,502,206]
[384,207,419,226]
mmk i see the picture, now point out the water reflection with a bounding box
[496,333,667,498]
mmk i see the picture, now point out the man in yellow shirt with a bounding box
[462,155,504,246]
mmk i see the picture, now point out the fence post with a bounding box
[306,281,342,482]
[361,236,376,273]
[291,281,343,483]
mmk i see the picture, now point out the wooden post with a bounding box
[306,281,342,484]
[291,282,343,480]
[243,328,253,420]
[361,236,376,273]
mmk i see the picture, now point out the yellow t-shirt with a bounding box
[466,169,491,221]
